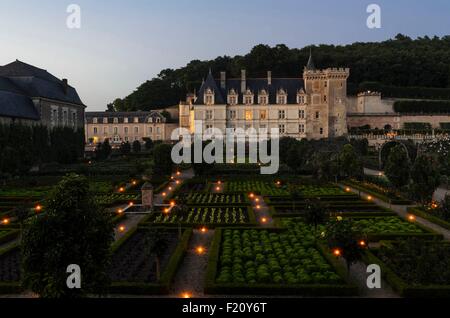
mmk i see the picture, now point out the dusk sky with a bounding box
[1,0,449,111]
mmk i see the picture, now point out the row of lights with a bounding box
[332,240,368,257]
[249,193,269,224]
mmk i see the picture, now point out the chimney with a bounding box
[241,70,246,92]
[220,71,226,89]
[267,71,272,85]
[62,78,68,95]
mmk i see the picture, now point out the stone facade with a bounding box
[85,110,178,145]
[180,58,349,140]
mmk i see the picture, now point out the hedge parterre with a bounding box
[216,228,342,285]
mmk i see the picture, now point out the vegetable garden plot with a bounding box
[109,230,179,283]
[205,228,356,296]
[185,193,248,205]
[225,181,289,196]
[150,206,254,226]
[94,193,139,206]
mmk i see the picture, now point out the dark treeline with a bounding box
[0,123,85,176]
[109,34,450,112]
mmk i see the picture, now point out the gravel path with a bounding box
[170,229,215,297]
[252,195,273,227]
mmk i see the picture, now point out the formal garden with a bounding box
[1,136,450,298]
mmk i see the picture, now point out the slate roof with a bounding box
[195,73,304,105]
[0,60,84,120]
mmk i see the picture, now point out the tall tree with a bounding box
[21,174,114,298]
[409,155,441,205]
[153,143,173,176]
[384,145,411,190]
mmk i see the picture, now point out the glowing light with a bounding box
[164,208,170,214]
[255,198,260,202]
[200,226,208,233]
[181,292,192,299]
[168,186,173,191]
[431,202,438,209]
[119,187,125,193]
[162,192,167,197]
[359,240,367,247]
[118,225,126,233]
[171,176,175,180]
[367,196,373,201]
[249,193,255,199]
[378,172,383,176]
[333,248,341,257]
[196,246,205,255]
[2,218,10,225]
[128,202,134,207]
[337,216,343,221]
[276,181,281,186]
[117,209,123,214]
[217,181,222,185]
[176,171,181,176]
[176,180,180,185]
[408,215,416,222]
[170,201,176,207]
[345,187,351,192]
[132,180,137,186]
[216,187,221,191]
[261,217,268,223]
[35,205,42,212]
[88,161,92,165]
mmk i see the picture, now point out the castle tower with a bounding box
[303,51,349,138]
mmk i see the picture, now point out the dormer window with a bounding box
[258,89,268,105]
[204,88,215,105]
[227,88,238,105]
[277,88,287,105]
[297,89,306,104]
[243,89,254,105]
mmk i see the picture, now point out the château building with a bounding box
[85,108,179,146]
[180,53,350,140]
[0,60,85,128]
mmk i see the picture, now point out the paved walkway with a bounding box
[169,229,214,298]
[251,195,273,227]
[337,183,450,241]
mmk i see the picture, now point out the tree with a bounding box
[326,219,364,274]
[120,141,131,155]
[21,174,114,298]
[304,198,327,234]
[384,145,411,190]
[144,229,169,281]
[96,139,112,160]
[132,140,142,153]
[409,155,441,205]
[144,138,154,151]
[153,143,173,176]
[339,144,363,179]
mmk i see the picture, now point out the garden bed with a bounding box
[225,181,289,196]
[108,227,192,295]
[362,240,450,297]
[205,228,357,296]
[148,206,255,227]
[185,193,249,206]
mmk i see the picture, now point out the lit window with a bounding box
[260,110,267,120]
[245,110,253,121]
